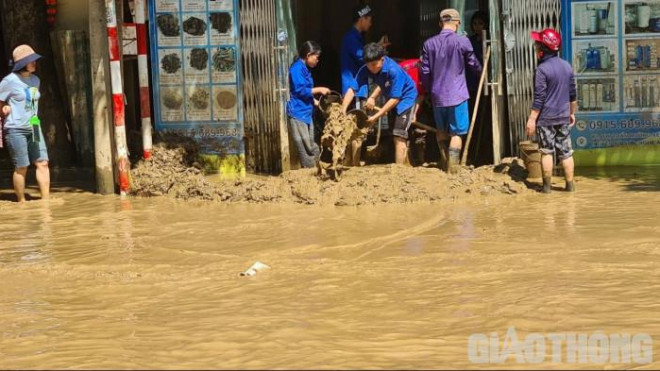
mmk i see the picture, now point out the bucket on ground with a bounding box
[519,141,542,179]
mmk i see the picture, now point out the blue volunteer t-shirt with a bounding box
[0,73,41,130]
[351,56,418,115]
[340,27,368,98]
[286,59,314,125]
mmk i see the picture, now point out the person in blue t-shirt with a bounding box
[340,4,389,99]
[0,45,50,203]
[286,40,331,168]
[341,43,418,165]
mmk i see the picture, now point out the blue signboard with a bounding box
[148,0,245,175]
[562,0,660,152]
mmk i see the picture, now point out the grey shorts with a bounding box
[390,108,413,139]
[537,124,573,160]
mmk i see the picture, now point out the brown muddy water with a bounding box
[0,167,659,369]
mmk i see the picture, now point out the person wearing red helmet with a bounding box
[526,28,578,193]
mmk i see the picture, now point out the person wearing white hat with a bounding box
[0,44,50,203]
[421,8,482,173]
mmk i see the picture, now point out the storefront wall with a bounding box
[562,0,660,165]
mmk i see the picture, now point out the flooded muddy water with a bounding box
[0,167,659,369]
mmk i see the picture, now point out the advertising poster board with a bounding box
[562,0,660,164]
[149,0,245,175]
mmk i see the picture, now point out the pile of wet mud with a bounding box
[130,140,219,201]
[130,139,532,206]
[271,159,531,206]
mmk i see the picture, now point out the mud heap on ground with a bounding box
[131,139,532,206]
[131,137,220,201]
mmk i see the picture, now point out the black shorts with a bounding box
[390,108,414,139]
[537,124,573,160]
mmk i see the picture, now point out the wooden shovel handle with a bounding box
[370,104,439,133]
[461,45,491,166]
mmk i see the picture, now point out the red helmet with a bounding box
[531,28,561,51]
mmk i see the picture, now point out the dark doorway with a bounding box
[291,0,423,92]
[290,0,494,166]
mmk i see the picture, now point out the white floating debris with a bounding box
[240,261,270,277]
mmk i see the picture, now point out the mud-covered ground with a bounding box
[130,143,533,206]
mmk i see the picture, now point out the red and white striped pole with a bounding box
[135,0,153,159]
[106,0,131,195]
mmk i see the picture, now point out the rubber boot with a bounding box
[437,141,449,172]
[542,176,552,194]
[565,180,575,192]
[413,130,427,166]
[448,148,461,174]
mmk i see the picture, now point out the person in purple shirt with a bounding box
[525,28,577,193]
[421,8,482,173]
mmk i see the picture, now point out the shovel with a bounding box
[408,120,450,170]
[351,104,454,169]
[461,45,491,166]
[350,105,440,153]
[360,105,440,153]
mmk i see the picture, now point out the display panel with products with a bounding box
[149,0,245,175]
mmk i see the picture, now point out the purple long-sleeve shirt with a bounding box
[532,54,577,127]
[421,29,482,107]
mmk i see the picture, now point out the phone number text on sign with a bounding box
[576,118,660,131]
[163,127,243,138]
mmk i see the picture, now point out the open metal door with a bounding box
[240,0,292,173]
[500,0,561,157]
[489,0,507,163]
